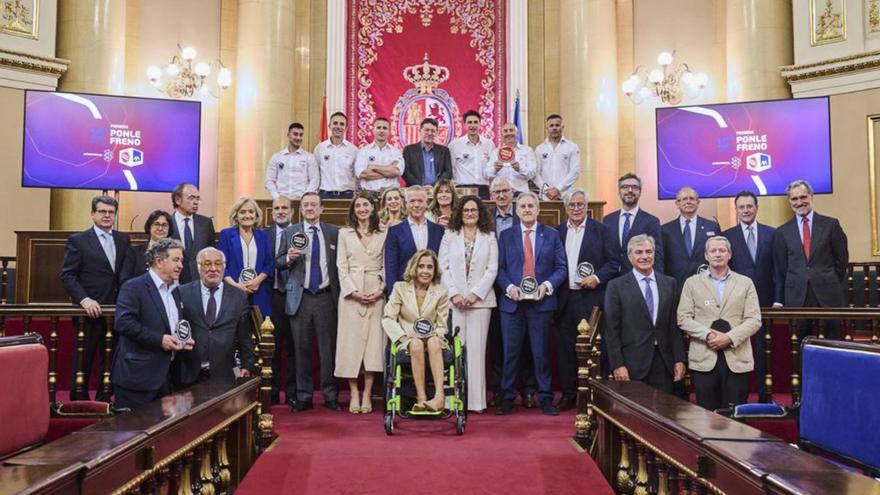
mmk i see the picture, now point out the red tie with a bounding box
[802,216,811,260]
[523,229,536,278]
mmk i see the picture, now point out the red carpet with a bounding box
[236,396,613,495]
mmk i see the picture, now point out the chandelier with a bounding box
[621,51,707,105]
[147,45,232,99]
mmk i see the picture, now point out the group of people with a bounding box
[59,109,848,416]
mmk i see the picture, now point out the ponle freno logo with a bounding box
[119,147,144,168]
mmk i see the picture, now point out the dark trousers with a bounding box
[270,289,296,399]
[114,380,171,410]
[71,317,108,400]
[556,290,600,399]
[318,190,354,200]
[692,352,749,411]
[797,283,841,340]
[635,348,674,394]
[488,296,536,397]
[290,290,338,403]
[500,305,553,403]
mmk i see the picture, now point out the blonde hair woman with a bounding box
[217,197,273,318]
[379,186,407,228]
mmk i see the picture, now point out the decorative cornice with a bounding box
[780,50,880,82]
[0,47,69,78]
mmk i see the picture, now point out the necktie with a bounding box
[746,225,757,262]
[802,216,811,260]
[183,217,194,251]
[643,277,654,324]
[309,226,323,293]
[101,233,116,271]
[621,212,632,245]
[523,229,536,278]
[206,286,218,326]
[274,228,286,290]
[683,219,693,257]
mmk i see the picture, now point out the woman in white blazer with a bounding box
[438,195,498,412]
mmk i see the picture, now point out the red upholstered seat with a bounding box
[0,343,49,458]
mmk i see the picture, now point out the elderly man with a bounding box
[678,236,761,411]
[603,173,664,274]
[485,122,537,194]
[175,247,254,388]
[496,192,567,416]
[265,196,296,405]
[662,186,720,288]
[169,183,216,284]
[113,238,190,409]
[314,112,358,199]
[264,122,319,200]
[554,188,619,409]
[384,185,445,293]
[449,110,494,198]
[535,114,581,200]
[355,117,404,196]
[604,234,685,394]
[402,118,453,186]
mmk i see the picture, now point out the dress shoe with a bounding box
[522,394,536,409]
[496,399,515,415]
[286,398,298,410]
[487,394,500,408]
[291,401,313,412]
[555,396,576,411]
[540,400,559,416]
[323,400,343,411]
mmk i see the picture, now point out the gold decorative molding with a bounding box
[0,46,68,77]
[811,0,846,46]
[0,0,37,39]
[868,0,880,35]
[780,49,880,82]
[868,114,880,255]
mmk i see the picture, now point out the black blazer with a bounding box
[723,223,777,307]
[169,213,216,284]
[602,209,664,274]
[661,216,721,288]
[555,219,620,311]
[173,281,255,387]
[112,272,181,392]
[603,271,686,380]
[402,143,453,186]
[59,228,131,305]
[773,212,848,307]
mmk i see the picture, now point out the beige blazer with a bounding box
[438,229,498,308]
[382,281,449,345]
[677,270,761,373]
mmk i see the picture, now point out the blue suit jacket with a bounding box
[112,272,182,391]
[723,223,777,307]
[603,209,664,274]
[497,223,568,313]
[218,227,274,318]
[555,219,620,310]
[384,219,445,295]
[661,216,720,287]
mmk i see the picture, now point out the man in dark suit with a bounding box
[169,183,216,284]
[773,180,849,339]
[662,186,721,288]
[554,188,620,410]
[604,234,686,393]
[174,247,254,388]
[722,191,777,400]
[402,118,453,186]
[264,196,296,406]
[496,192,567,416]
[112,239,191,409]
[603,173,664,274]
[60,195,131,400]
[276,192,342,411]
[384,186,445,294]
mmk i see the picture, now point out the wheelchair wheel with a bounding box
[384,412,394,436]
[456,414,465,435]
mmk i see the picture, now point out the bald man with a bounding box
[661,187,721,289]
[484,122,537,194]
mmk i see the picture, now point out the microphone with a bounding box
[129,215,139,231]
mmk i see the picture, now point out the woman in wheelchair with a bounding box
[382,249,449,412]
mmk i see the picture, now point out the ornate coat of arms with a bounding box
[390,54,461,147]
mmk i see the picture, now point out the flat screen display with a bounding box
[655,97,832,200]
[22,90,201,192]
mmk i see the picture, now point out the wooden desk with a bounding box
[0,463,82,495]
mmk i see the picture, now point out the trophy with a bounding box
[413,318,434,337]
[520,276,539,300]
[498,145,515,164]
[239,268,257,283]
[289,231,310,252]
[171,319,192,358]
[577,262,595,281]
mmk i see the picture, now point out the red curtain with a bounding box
[346,0,506,147]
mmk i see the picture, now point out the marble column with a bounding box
[52,0,127,230]
[558,0,619,205]
[725,0,794,226]
[233,0,295,200]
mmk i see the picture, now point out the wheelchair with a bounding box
[383,325,468,435]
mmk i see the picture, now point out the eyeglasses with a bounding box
[619,184,641,191]
[567,203,586,210]
[152,223,170,229]
[199,261,225,269]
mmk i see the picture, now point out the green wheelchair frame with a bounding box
[383,326,468,435]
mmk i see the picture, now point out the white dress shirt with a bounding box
[314,139,359,192]
[302,221,329,290]
[264,146,319,199]
[200,282,223,315]
[565,220,586,290]
[633,268,658,326]
[505,224,554,296]
[408,217,429,251]
[354,141,404,191]
[679,216,697,251]
[485,143,537,193]
[617,207,640,245]
[534,137,581,198]
[148,268,179,330]
[797,210,815,243]
[174,211,194,248]
[740,221,759,255]
[93,226,116,271]
[449,134,493,186]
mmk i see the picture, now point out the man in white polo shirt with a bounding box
[449,109,493,199]
[355,117,403,197]
[485,122,537,195]
[264,122,319,200]
[314,112,359,199]
[534,114,581,200]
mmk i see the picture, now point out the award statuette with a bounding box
[289,231,310,252]
[520,276,539,300]
[239,268,257,283]
[577,262,595,281]
[498,145,515,163]
[413,318,434,337]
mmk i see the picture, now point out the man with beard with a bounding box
[603,173,664,274]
